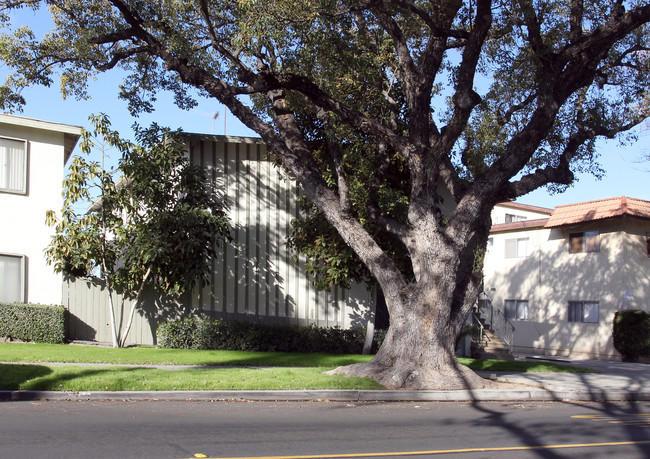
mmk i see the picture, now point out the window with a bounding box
[0,254,25,303]
[505,237,529,258]
[505,299,528,320]
[487,237,493,247]
[568,301,599,323]
[505,214,527,223]
[0,137,27,194]
[569,231,600,253]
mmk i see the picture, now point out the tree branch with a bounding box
[387,0,470,39]
[197,0,252,77]
[273,72,409,154]
[94,46,151,71]
[569,0,584,43]
[439,0,492,151]
[517,0,549,56]
[316,108,352,212]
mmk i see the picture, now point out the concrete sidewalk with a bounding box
[1,355,649,402]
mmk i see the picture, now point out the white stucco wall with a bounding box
[0,122,71,305]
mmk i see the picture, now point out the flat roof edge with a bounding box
[0,113,83,136]
[185,132,264,144]
[490,218,550,233]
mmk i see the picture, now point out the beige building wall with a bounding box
[187,135,372,330]
[484,203,650,360]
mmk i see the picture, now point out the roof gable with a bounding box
[544,196,650,228]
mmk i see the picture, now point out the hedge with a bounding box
[157,316,366,354]
[0,302,66,344]
[612,310,650,362]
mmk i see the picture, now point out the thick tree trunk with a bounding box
[328,286,488,389]
[328,222,492,390]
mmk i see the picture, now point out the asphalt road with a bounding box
[0,400,649,458]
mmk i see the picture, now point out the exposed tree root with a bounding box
[326,360,495,390]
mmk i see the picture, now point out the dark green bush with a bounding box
[155,316,197,349]
[613,310,650,362]
[0,303,66,344]
[157,315,366,354]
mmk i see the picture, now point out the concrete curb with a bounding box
[3,389,650,402]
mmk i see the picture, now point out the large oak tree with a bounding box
[1,0,648,389]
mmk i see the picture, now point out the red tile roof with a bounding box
[544,197,650,228]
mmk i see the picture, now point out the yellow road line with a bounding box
[185,440,650,459]
[572,414,650,419]
[572,413,650,425]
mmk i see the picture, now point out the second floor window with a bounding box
[0,136,27,194]
[569,231,600,253]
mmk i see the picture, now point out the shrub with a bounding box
[157,315,367,354]
[0,303,66,344]
[156,316,198,349]
[612,310,650,362]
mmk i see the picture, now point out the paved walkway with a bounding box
[473,354,650,402]
[1,355,649,402]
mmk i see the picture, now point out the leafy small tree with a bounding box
[45,114,231,347]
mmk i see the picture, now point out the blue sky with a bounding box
[2,7,648,211]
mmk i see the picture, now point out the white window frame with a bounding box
[504,299,529,320]
[505,237,529,258]
[0,136,28,195]
[568,301,599,323]
[0,253,26,303]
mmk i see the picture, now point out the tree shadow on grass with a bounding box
[0,364,151,393]
[0,364,52,390]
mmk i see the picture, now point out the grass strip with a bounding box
[0,363,385,391]
[0,343,373,367]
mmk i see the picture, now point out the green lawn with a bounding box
[0,364,384,391]
[0,343,374,367]
[0,342,594,391]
